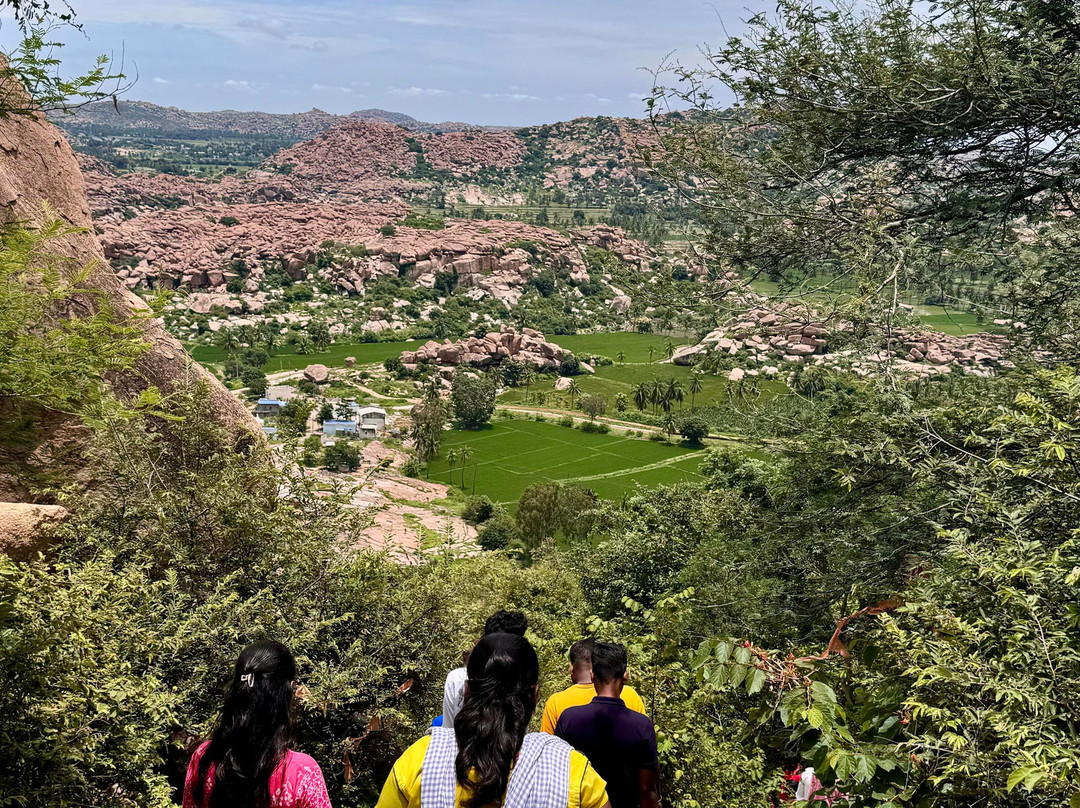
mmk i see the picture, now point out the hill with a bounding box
[51,99,497,139]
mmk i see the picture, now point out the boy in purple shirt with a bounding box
[554,642,660,808]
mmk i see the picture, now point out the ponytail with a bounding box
[454,633,540,808]
[194,641,297,808]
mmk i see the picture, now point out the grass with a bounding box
[190,340,424,373]
[426,419,705,506]
[553,332,697,364]
[499,359,786,411]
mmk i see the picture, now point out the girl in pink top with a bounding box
[183,641,333,808]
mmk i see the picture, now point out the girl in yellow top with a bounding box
[376,634,610,808]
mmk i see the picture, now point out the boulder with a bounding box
[727,368,745,382]
[0,503,69,561]
[554,377,574,391]
[344,357,356,368]
[304,364,330,383]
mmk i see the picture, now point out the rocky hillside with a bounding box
[52,100,496,139]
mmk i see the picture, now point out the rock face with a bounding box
[400,327,569,373]
[673,303,1007,375]
[0,66,259,551]
[0,504,69,560]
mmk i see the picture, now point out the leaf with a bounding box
[747,666,767,695]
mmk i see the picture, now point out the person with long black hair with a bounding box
[183,640,332,808]
[376,633,610,808]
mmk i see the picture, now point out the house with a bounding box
[254,398,286,417]
[358,424,378,440]
[357,406,388,430]
[322,419,358,438]
[266,385,295,402]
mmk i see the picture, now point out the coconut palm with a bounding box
[649,379,663,415]
[689,374,704,409]
[648,345,656,363]
[664,339,675,360]
[616,350,626,365]
[521,366,536,404]
[567,378,581,410]
[633,382,649,412]
[661,411,678,437]
[669,378,685,409]
[459,445,473,489]
[446,448,460,485]
[262,325,278,356]
[215,328,241,377]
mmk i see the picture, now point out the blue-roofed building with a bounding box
[322,419,358,437]
[255,398,286,417]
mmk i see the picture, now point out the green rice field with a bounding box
[190,340,424,373]
[427,419,705,506]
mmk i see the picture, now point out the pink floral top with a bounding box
[183,741,333,808]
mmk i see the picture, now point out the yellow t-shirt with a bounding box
[540,684,647,735]
[375,734,609,808]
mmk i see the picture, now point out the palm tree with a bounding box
[668,378,685,409]
[649,379,663,415]
[215,328,240,377]
[648,345,656,363]
[262,325,278,356]
[521,366,536,404]
[616,350,626,365]
[459,446,473,489]
[446,448,460,485]
[689,374,704,409]
[664,339,675,360]
[633,382,649,412]
[567,379,581,410]
[662,411,678,437]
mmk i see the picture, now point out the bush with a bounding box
[379,223,397,237]
[580,394,607,420]
[477,512,517,551]
[462,495,496,524]
[218,215,240,227]
[558,355,582,376]
[323,440,360,471]
[580,421,610,434]
[401,457,424,478]
[557,415,574,428]
[242,367,268,398]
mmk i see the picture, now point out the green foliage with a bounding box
[579,393,606,419]
[462,495,496,524]
[477,512,517,551]
[450,372,496,429]
[379,223,397,237]
[400,212,445,231]
[277,397,313,439]
[516,482,599,548]
[676,414,708,445]
[0,217,149,446]
[217,215,239,227]
[579,421,609,434]
[410,395,447,462]
[324,439,360,472]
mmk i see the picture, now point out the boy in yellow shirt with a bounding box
[541,639,646,735]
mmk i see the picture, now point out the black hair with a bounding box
[568,638,595,667]
[483,610,527,636]
[590,642,628,685]
[194,641,297,808]
[455,633,540,808]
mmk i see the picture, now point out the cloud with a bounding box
[481,92,542,102]
[387,86,452,97]
[223,79,257,92]
[390,14,462,27]
[292,40,330,52]
[312,83,353,95]
[153,77,171,85]
[236,15,289,40]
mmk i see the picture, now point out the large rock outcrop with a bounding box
[0,72,259,551]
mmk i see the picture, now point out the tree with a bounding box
[451,372,496,429]
[277,398,312,439]
[215,327,241,377]
[478,511,517,551]
[520,366,536,404]
[617,350,626,365]
[411,396,447,463]
[309,321,331,350]
[459,445,474,492]
[689,374,704,409]
[301,434,323,467]
[648,345,656,363]
[661,411,678,437]
[665,339,675,360]
[634,383,649,412]
[652,0,1080,357]
[677,414,709,445]
[566,378,581,410]
[614,393,628,413]
[317,402,334,425]
[580,393,607,420]
[241,367,267,398]
[262,325,278,356]
[445,448,461,485]
[324,439,360,472]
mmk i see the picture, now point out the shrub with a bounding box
[462,496,496,524]
[558,355,582,376]
[478,512,517,551]
[580,394,607,420]
[401,457,424,478]
[557,415,574,428]
[677,415,710,445]
[580,421,610,434]
[379,223,397,237]
[323,440,360,471]
[218,215,240,227]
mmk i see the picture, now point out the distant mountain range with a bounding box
[51,100,505,139]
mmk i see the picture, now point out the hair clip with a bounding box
[240,673,255,688]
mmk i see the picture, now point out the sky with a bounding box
[0,0,752,126]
